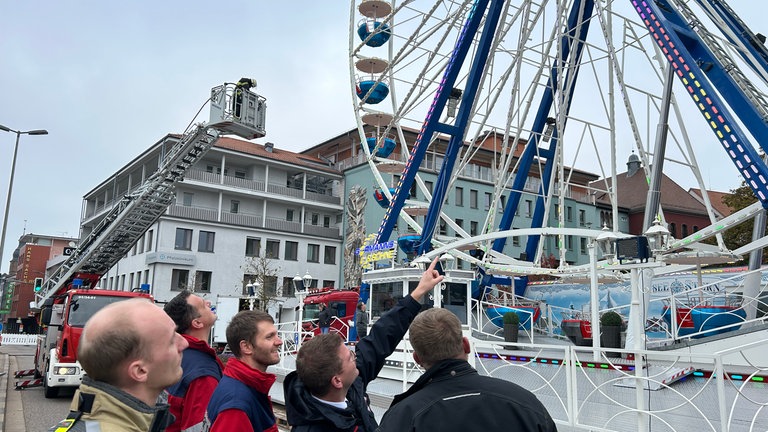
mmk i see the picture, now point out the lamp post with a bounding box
[0,125,48,273]
[294,271,312,349]
[245,280,260,311]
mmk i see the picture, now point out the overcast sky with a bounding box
[0,1,763,274]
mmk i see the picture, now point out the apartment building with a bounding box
[80,134,344,304]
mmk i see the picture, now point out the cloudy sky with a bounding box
[0,1,763,273]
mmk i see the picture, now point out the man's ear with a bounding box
[413,351,423,367]
[190,316,204,330]
[239,339,252,356]
[462,337,471,354]
[331,374,344,390]
[127,359,148,384]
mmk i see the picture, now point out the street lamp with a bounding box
[245,280,260,311]
[0,124,48,273]
[294,271,312,349]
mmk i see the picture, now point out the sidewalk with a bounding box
[1,355,26,432]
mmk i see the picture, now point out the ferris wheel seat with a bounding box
[364,136,396,158]
[397,235,421,255]
[356,80,389,104]
[373,188,397,207]
[357,21,391,47]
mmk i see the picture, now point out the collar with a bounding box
[223,357,276,394]
[391,359,475,406]
[181,334,224,369]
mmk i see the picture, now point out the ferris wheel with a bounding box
[348,0,767,280]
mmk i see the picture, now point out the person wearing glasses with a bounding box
[283,258,444,432]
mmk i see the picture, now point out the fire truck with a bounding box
[29,80,267,397]
[301,287,361,341]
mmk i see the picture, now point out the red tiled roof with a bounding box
[688,188,733,217]
[592,171,708,214]
[214,137,338,174]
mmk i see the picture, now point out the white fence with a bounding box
[1,333,38,345]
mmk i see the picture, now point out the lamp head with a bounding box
[302,271,312,290]
[412,254,431,271]
[27,129,48,135]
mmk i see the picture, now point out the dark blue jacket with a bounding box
[284,295,423,432]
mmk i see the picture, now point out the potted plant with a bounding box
[503,311,520,349]
[600,311,623,357]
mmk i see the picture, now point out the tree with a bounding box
[240,255,282,312]
[722,182,767,260]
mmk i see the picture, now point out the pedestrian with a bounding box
[163,290,223,432]
[283,257,443,432]
[206,310,283,431]
[355,302,369,340]
[377,308,558,431]
[317,303,332,334]
[49,298,188,432]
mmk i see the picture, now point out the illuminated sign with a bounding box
[357,234,396,270]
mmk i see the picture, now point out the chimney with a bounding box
[264,142,274,153]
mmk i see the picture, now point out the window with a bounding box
[669,223,676,238]
[470,221,478,236]
[324,246,336,264]
[198,231,215,253]
[566,235,573,251]
[175,228,192,250]
[525,200,532,217]
[425,181,434,196]
[285,241,299,261]
[230,200,240,214]
[579,209,586,226]
[455,187,464,206]
[484,192,492,210]
[137,236,144,255]
[245,237,261,257]
[323,280,335,288]
[234,170,246,179]
[409,182,417,199]
[182,192,193,207]
[146,230,153,252]
[308,244,320,263]
[282,277,295,297]
[470,189,478,209]
[439,220,447,236]
[323,215,331,228]
[455,219,463,236]
[512,237,520,247]
[311,213,319,225]
[263,276,277,297]
[499,195,506,213]
[266,239,280,258]
[171,269,189,291]
[682,224,688,238]
[580,238,587,254]
[194,271,212,292]
[286,209,294,222]
[566,206,573,222]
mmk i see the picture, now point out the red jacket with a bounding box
[208,357,278,432]
[166,335,223,432]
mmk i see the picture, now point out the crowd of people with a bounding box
[49,257,557,432]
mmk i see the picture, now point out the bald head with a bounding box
[78,299,154,384]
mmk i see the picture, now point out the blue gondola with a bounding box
[373,188,396,207]
[357,21,391,47]
[364,136,396,158]
[398,235,420,255]
[356,81,389,104]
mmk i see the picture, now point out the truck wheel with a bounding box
[43,365,58,398]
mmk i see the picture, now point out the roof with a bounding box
[688,188,732,218]
[592,170,709,214]
[214,137,339,175]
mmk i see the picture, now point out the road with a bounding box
[1,345,73,431]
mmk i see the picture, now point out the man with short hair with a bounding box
[317,303,332,334]
[206,310,283,431]
[377,308,558,431]
[49,298,188,432]
[164,290,223,432]
[355,302,368,340]
[283,258,444,432]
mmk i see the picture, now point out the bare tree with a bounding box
[344,185,367,288]
[240,255,282,312]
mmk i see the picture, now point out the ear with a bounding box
[413,351,423,366]
[331,374,344,390]
[126,359,148,384]
[239,339,252,356]
[190,316,204,330]
[462,337,471,354]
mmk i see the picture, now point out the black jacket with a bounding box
[377,359,558,432]
[318,308,332,328]
[284,295,423,432]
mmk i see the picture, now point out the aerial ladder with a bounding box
[27,81,266,396]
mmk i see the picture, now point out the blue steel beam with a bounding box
[630,0,768,206]
[376,0,492,245]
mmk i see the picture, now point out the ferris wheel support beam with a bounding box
[490,0,595,258]
[630,0,768,206]
[375,0,506,247]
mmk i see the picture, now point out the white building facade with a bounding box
[80,134,344,305]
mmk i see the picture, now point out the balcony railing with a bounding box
[221,211,263,228]
[167,205,218,222]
